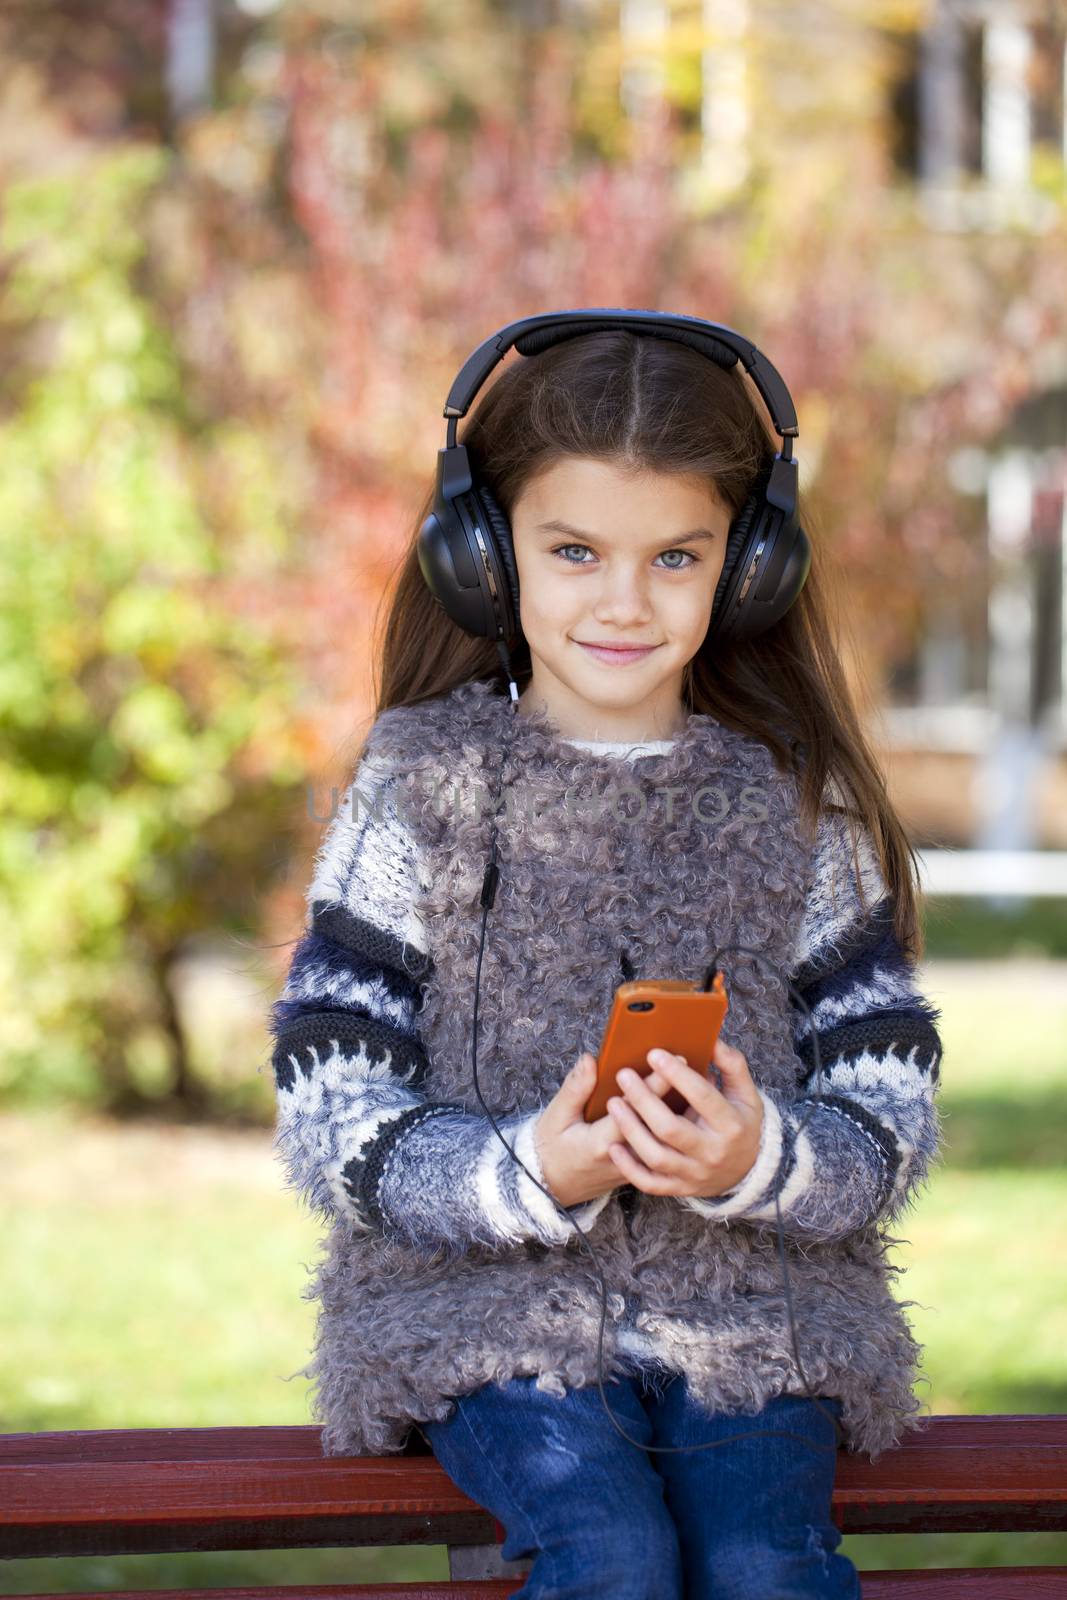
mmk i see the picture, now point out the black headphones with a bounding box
[417,306,812,649]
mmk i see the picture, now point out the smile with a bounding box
[575,641,660,666]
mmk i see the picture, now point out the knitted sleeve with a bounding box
[679,798,944,1242]
[269,749,614,1255]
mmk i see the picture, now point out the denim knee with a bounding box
[692,1525,859,1600]
[538,1515,683,1600]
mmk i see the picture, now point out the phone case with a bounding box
[583,973,729,1123]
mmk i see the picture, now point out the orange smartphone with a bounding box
[583,972,729,1123]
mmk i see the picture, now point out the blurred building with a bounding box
[616,0,1067,848]
[881,1,1067,852]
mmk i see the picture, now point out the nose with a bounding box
[590,566,655,628]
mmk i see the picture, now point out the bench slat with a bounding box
[1,1417,1065,1561]
[5,1570,1067,1599]
[2,1414,1064,1466]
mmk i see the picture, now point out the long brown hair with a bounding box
[358,330,923,962]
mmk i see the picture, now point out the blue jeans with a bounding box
[420,1365,860,1599]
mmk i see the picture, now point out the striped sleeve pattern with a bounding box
[681,802,944,1242]
[269,752,614,1254]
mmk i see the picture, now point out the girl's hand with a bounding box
[605,1037,764,1199]
[534,1051,673,1209]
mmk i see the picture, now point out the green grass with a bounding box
[1,958,1066,1589]
[924,894,1067,959]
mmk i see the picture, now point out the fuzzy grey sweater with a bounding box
[269,676,945,1463]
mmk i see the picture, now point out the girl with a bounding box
[269,313,944,1600]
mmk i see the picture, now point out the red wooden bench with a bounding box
[2,1415,1065,1597]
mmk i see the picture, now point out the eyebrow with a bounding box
[535,519,718,544]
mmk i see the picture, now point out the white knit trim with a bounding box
[738,1119,819,1225]
[563,737,677,759]
[680,1088,783,1222]
[472,1121,528,1244]
[509,1111,615,1244]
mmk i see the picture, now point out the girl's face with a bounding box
[509,456,732,738]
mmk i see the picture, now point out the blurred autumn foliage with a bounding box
[0,0,1064,1113]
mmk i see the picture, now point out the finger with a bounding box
[569,1053,598,1103]
[713,1038,748,1070]
[625,1068,669,1097]
[649,1049,728,1117]
[620,1075,687,1139]
[608,1140,634,1169]
[709,1041,761,1112]
[608,1137,674,1195]
[608,1096,688,1174]
[618,1070,699,1151]
[603,1070,668,1139]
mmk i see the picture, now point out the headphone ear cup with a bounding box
[710,491,765,643]
[471,483,521,642]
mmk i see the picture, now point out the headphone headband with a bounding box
[442,308,798,445]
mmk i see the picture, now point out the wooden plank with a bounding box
[6,1570,1067,1599]
[0,1427,374,1464]
[3,1414,1063,1466]
[831,1414,1067,1535]
[0,1506,495,1563]
[1,1417,1065,1560]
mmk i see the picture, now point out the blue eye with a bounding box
[549,544,700,570]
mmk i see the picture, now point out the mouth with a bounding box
[574,639,661,665]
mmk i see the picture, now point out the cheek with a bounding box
[520,567,581,631]
[674,581,719,641]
